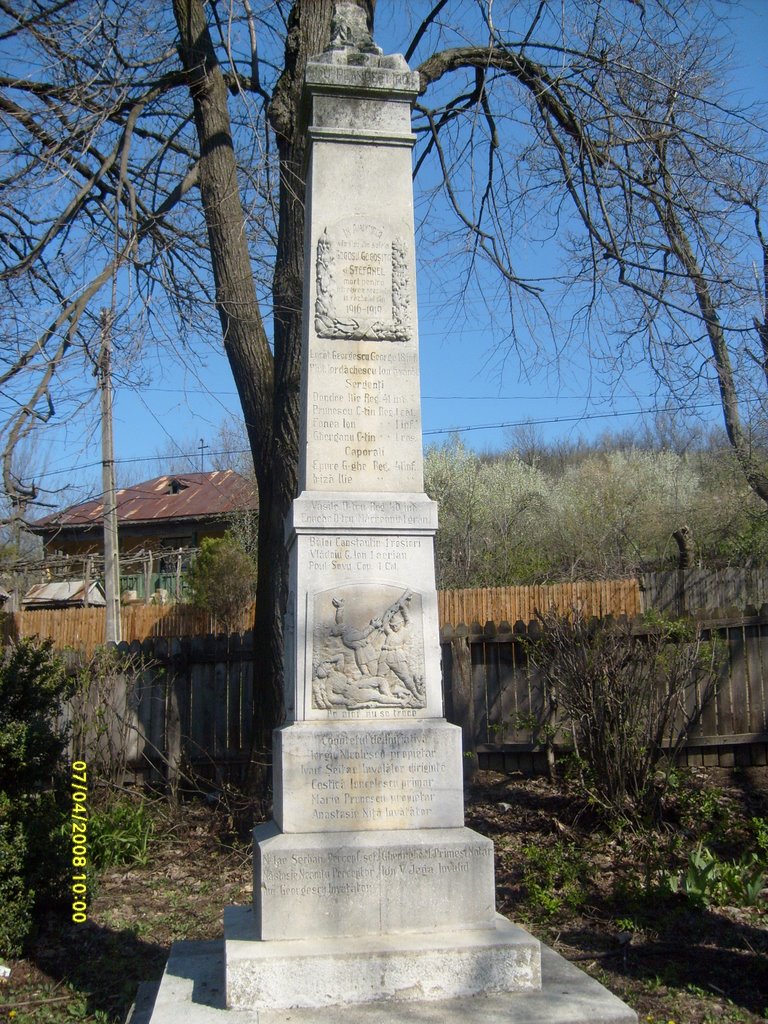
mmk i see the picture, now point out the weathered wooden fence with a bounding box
[4,580,642,654]
[639,568,768,617]
[441,612,768,773]
[65,634,257,788]
[57,610,768,786]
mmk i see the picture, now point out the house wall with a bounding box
[41,521,230,557]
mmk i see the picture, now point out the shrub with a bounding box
[527,611,722,824]
[187,532,257,633]
[0,638,72,956]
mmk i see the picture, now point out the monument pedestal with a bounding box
[250,823,496,940]
[132,937,638,1024]
[225,908,540,1010]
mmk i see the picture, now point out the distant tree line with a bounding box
[425,423,768,589]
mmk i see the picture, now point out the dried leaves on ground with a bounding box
[0,769,766,1024]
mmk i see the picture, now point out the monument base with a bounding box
[129,929,638,1024]
[225,908,539,1009]
[253,824,496,940]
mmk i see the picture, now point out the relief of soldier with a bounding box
[312,589,426,711]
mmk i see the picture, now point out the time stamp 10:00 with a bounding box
[71,761,88,922]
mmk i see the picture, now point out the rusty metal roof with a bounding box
[31,470,258,532]
[23,580,107,607]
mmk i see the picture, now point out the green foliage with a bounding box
[520,841,592,918]
[752,816,768,858]
[667,770,734,842]
[187,532,257,632]
[89,801,154,869]
[423,433,768,587]
[0,638,71,957]
[0,792,35,958]
[667,843,766,909]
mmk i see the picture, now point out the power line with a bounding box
[135,385,660,402]
[422,402,722,437]
[35,400,724,480]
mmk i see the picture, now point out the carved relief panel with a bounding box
[314,219,412,342]
[311,584,426,712]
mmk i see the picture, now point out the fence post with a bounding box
[448,624,476,777]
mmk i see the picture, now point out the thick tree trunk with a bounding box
[173,0,281,769]
[260,0,376,749]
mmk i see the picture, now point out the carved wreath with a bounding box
[314,228,412,341]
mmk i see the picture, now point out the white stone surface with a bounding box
[273,720,465,831]
[252,825,496,940]
[225,909,541,1010]
[130,934,638,1024]
[297,59,422,498]
[287,493,438,533]
[283,513,443,722]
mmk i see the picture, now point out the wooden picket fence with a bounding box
[441,612,768,773]
[438,579,641,626]
[7,570,768,656]
[0,603,257,654]
[639,568,768,617]
[40,607,768,787]
[2,580,642,655]
[62,633,257,788]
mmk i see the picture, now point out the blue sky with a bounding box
[28,2,768,504]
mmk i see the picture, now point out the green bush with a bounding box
[187,532,257,632]
[0,638,71,957]
[526,611,722,824]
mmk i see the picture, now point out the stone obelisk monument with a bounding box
[137,8,637,1023]
[224,7,541,1008]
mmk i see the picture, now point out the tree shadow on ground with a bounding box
[557,901,768,1018]
[31,912,168,1023]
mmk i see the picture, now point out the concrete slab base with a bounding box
[128,928,637,1024]
[226,908,539,1009]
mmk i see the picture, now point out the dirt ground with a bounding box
[467,766,768,1024]
[1,766,766,1024]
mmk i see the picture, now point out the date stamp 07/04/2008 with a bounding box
[70,761,88,923]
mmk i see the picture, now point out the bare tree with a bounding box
[1,0,766,756]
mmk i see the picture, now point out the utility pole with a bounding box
[98,309,122,643]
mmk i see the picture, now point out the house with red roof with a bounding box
[27,470,258,605]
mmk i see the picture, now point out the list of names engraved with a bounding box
[305,345,422,491]
[281,728,460,829]
[261,843,492,900]
[302,731,442,824]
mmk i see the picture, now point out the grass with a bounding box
[0,767,766,1023]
